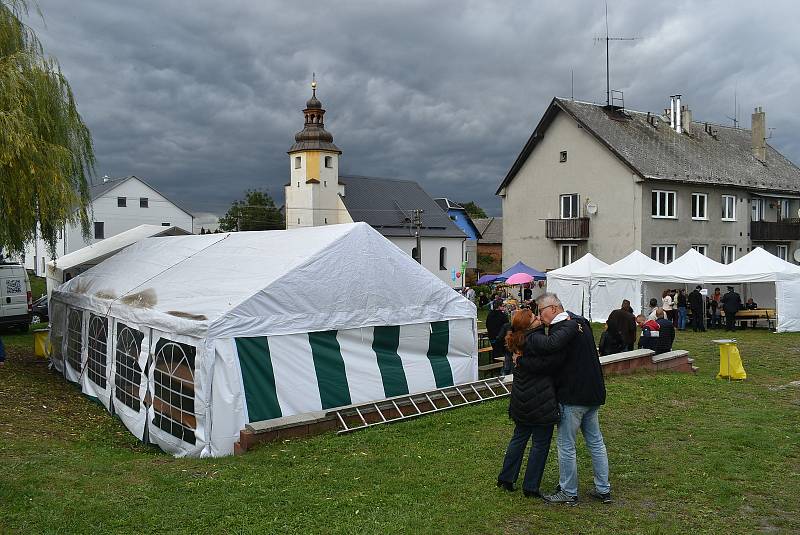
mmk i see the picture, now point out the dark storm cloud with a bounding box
[27,0,800,225]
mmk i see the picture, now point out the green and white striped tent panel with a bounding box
[235,318,476,422]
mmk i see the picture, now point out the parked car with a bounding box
[31,295,49,324]
[0,262,32,331]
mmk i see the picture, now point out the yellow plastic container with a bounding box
[714,339,746,380]
[33,328,51,358]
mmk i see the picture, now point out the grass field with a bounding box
[1,326,798,534]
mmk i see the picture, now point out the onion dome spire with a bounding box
[289,75,341,153]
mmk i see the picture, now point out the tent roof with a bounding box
[53,222,475,338]
[593,250,663,279]
[500,261,546,280]
[645,248,728,282]
[547,253,608,279]
[721,247,800,282]
[47,224,191,273]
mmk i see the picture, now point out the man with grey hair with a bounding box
[528,292,611,505]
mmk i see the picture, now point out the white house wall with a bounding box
[23,179,193,276]
[502,111,640,271]
[391,236,465,288]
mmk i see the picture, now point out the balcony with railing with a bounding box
[545,217,590,240]
[750,219,800,241]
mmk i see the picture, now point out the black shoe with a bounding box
[496,480,515,492]
[588,488,612,504]
[523,489,543,499]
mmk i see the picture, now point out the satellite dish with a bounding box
[586,202,598,215]
[797,208,800,218]
[793,249,800,263]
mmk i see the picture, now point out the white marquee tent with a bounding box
[589,250,664,322]
[49,223,478,457]
[45,224,190,296]
[545,253,608,320]
[589,247,800,332]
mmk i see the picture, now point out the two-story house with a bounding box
[497,96,800,270]
[23,175,194,276]
[284,83,467,288]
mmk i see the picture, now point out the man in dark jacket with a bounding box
[688,285,706,332]
[721,286,742,331]
[527,293,611,505]
[653,309,675,354]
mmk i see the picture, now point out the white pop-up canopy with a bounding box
[45,224,190,295]
[49,223,478,457]
[545,253,608,320]
[589,250,663,321]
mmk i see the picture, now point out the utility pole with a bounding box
[412,209,423,264]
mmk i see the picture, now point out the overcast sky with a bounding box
[26,0,800,226]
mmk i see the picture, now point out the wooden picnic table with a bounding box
[722,308,776,329]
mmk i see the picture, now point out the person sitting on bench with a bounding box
[744,298,758,329]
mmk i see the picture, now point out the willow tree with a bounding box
[0,0,94,258]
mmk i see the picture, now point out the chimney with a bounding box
[681,105,692,135]
[669,97,675,129]
[675,95,682,133]
[752,106,766,162]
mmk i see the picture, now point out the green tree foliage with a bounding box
[0,0,95,257]
[218,190,284,231]
[459,201,487,219]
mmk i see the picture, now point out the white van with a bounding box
[0,262,32,331]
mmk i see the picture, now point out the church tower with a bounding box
[285,79,343,229]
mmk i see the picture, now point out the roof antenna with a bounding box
[725,84,739,128]
[594,1,638,107]
[571,69,574,101]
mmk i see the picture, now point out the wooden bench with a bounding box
[478,362,504,378]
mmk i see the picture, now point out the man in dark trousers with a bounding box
[721,286,742,331]
[527,293,611,506]
[688,285,706,332]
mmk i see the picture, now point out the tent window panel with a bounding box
[66,308,83,373]
[87,314,108,388]
[114,323,144,412]
[152,338,197,445]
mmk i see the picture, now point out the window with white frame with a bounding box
[777,245,788,261]
[721,245,736,264]
[691,193,707,220]
[117,196,126,207]
[651,190,676,218]
[780,199,791,220]
[294,156,301,169]
[324,155,333,168]
[560,194,579,219]
[651,244,676,264]
[560,244,577,267]
[721,195,736,221]
[751,198,764,222]
[691,244,708,256]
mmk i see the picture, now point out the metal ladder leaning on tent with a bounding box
[332,376,512,434]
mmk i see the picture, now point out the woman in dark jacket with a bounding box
[497,309,560,498]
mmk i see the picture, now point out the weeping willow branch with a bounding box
[0,0,94,258]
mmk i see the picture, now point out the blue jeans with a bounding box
[557,404,610,497]
[498,423,554,493]
[678,306,687,330]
